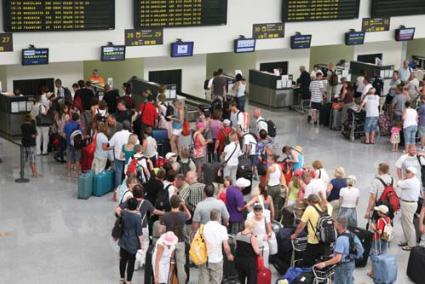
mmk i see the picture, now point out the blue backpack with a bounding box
[342,232,364,260]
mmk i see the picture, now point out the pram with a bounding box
[341,106,366,142]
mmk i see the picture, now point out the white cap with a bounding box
[165,152,177,160]
[374,205,389,215]
[406,167,417,175]
[235,177,251,188]
[223,119,231,126]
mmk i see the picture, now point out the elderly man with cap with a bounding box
[398,166,422,251]
[226,177,251,234]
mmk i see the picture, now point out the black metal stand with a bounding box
[15,145,29,183]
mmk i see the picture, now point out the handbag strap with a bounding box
[225,143,238,164]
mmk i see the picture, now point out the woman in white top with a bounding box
[266,154,287,221]
[232,74,247,112]
[152,231,178,284]
[142,128,158,166]
[338,176,359,227]
[359,88,380,144]
[222,132,242,182]
[403,101,418,152]
[247,204,273,268]
[312,160,330,184]
[31,94,51,156]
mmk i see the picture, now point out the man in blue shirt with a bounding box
[64,113,81,177]
[314,217,357,284]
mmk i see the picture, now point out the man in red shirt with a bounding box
[138,89,158,128]
[215,119,233,159]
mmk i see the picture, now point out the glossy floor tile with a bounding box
[0,106,416,284]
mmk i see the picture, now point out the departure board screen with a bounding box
[372,0,425,18]
[290,34,312,49]
[22,48,49,66]
[134,0,227,28]
[101,46,126,62]
[282,0,360,22]
[3,0,115,32]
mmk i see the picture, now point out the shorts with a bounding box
[194,156,206,167]
[419,125,425,137]
[364,116,379,132]
[310,102,322,110]
[172,128,182,136]
[24,146,36,164]
[67,145,81,163]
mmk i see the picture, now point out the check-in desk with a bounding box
[248,69,294,109]
[0,94,34,136]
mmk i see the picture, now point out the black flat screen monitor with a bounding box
[22,48,49,66]
[345,31,365,45]
[101,45,126,61]
[234,38,256,53]
[170,41,194,58]
[290,34,312,49]
[395,27,415,42]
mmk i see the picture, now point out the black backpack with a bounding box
[309,205,336,244]
[70,129,84,150]
[155,184,171,211]
[259,119,277,137]
[329,71,339,86]
[204,79,210,90]
[165,103,175,122]
[179,159,192,176]
[64,87,73,104]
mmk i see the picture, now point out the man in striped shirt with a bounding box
[309,72,326,125]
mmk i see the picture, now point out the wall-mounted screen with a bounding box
[290,34,312,49]
[395,27,415,42]
[134,0,227,28]
[101,45,126,62]
[371,0,425,17]
[345,31,365,46]
[282,0,360,22]
[22,48,49,66]
[3,0,115,32]
[170,42,194,58]
[234,38,256,53]
[362,17,391,32]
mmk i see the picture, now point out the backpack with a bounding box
[70,129,84,150]
[165,103,175,122]
[376,177,400,213]
[179,159,192,176]
[203,79,210,91]
[64,87,72,104]
[127,156,150,183]
[189,224,207,266]
[221,128,231,146]
[309,205,336,244]
[341,232,364,260]
[381,218,393,242]
[329,71,339,86]
[416,156,425,186]
[155,184,171,211]
[258,119,277,138]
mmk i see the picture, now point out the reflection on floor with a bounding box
[0,106,416,283]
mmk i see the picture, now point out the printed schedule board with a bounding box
[134,0,227,28]
[372,0,425,18]
[362,18,390,32]
[125,28,164,46]
[282,0,360,22]
[253,23,285,39]
[2,0,115,32]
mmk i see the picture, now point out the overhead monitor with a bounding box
[3,0,115,32]
[21,48,49,66]
[134,0,227,28]
[282,0,360,22]
[234,38,256,53]
[395,27,416,42]
[371,0,425,17]
[290,34,312,49]
[101,45,126,62]
[345,31,365,46]
[170,41,194,58]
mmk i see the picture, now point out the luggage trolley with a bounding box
[313,265,336,284]
[291,237,308,267]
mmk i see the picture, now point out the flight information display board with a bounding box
[372,0,425,18]
[125,28,163,46]
[0,33,13,52]
[253,23,285,39]
[282,0,360,22]
[3,0,115,32]
[134,0,227,28]
[362,18,390,32]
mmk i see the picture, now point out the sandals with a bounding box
[398,242,408,247]
[402,246,412,251]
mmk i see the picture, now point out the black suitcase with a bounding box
[348,226,373,267]
[203,162,222,184]
[319,103,332,127]
[236,162,252,195]
[144,244,155,284]
[223,236,239,283]
[293,271,314,284]
[414,214,425,244]
[407,246,425,284]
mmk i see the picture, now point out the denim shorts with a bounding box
[418,125,425,138]
[364,116,378,132]
[404,125,418,145]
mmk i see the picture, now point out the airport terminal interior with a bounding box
[1,0,425,284]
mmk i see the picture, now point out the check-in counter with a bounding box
[0,93,35,136]
[248,69,294,109]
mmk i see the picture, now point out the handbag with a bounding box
[182,120,191,136]
[111,215,123,240]
[332,102,344,111]
[217,144,238,180]
[268,232,278,255]
[36,105,54,126]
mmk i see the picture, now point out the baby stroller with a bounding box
[341,107,366,142]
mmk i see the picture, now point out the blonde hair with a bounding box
[128,134,138,145]
[347,175,357,186]
[244,219,256,231]
[334,167,345,178]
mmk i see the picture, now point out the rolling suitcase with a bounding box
[222,236,239,284]
[407,246,425,284]
[236,162,253,195]
[152,128,170,157]
[144,244,155,284]
[93,170,114,197]
[203,162,222,184]
[152,128,169,140]
[348,226,373,267]
[78,171,93,199]
[257,255,272,284]
[293,271,314,284]
[371,253,397,284]
[319,103,332,127]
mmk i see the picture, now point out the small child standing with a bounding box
[21,114,39,177]
[390,122,402,152]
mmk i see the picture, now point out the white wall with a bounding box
[143,55,207,96]
[255,49,310,79]
[353,41,404,69]
[5,62,83,93]
[1,0,425,65]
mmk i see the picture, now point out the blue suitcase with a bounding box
[78,171,93,199]
[93,170,114,197]
[152,128,169,141]
[372,253,397,284]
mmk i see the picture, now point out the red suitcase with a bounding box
[257,255,272,284]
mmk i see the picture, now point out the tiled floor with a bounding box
[0,106,419,284]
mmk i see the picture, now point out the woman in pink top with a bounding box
[193,122,211,177]
[209,110,223,162]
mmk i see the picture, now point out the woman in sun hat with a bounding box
[152,231,178,284]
